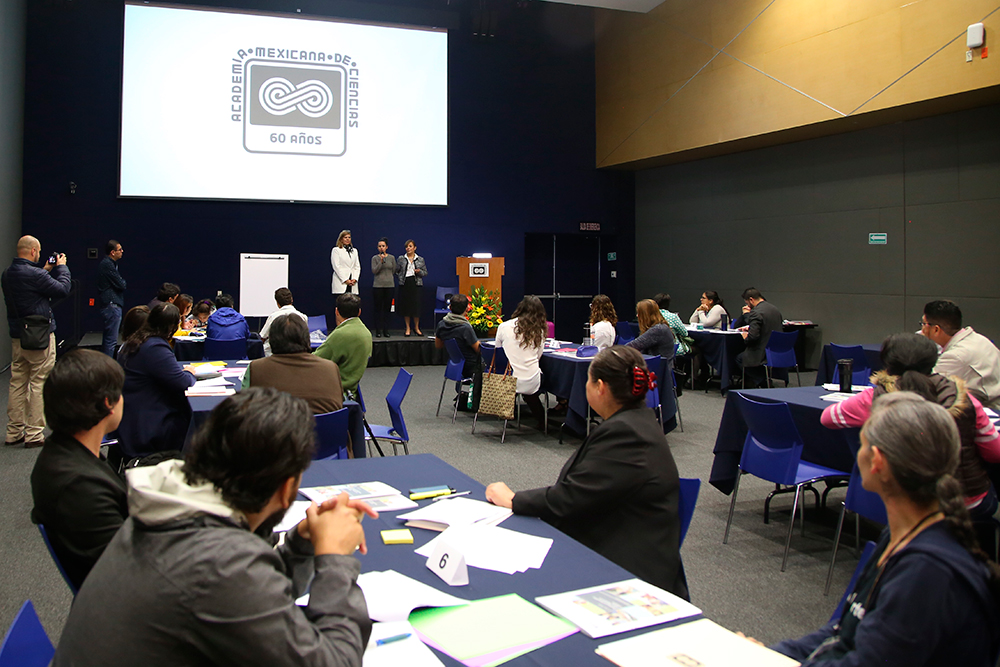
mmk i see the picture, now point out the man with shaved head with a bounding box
[1,235,71,447]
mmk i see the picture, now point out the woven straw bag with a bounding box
[478,356,517,420]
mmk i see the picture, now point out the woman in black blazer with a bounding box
[487,346,687,599]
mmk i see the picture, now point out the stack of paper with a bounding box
[409,594,577,667]
[219,367,247,380]
[300,481,417,513]
[397,497,511,532]
[358,570,470,622]
[364,621,445,667]
[595,619,800,667]
[185,381,236,397]
[534,579,701,639]
[415,524,552,574]
[819,392,854,402]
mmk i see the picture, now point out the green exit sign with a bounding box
[607,252,617,261]
[869,233,887,245]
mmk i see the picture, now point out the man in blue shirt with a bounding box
[96,240,125,356]
[207,294,250,341]
[2,235,72,447]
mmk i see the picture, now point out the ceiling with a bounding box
[540,0,665,13]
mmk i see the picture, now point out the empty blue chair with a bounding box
[829,541,877,622]
[313,407,350,460]
[764,330,800,387]
[829,344,872,387]
[0,601,54,667]
[724,395,850,571]
[434,286,458,324]
[678,478,701,547]
[825,465,888,594]
[203,337,247,361]
[437,338,473,422]
[615,321,634,345]
[307,314,328,335]
[37,524,77,595]
[365,368,413,455]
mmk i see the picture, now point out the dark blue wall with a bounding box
[22,0,634,336]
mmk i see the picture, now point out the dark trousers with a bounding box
[736,351,767,388]
[373,288,393,332]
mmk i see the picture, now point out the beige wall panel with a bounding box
[597,0,1000,167]
[599,63,839,166]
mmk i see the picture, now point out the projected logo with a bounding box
[244,60,347,156]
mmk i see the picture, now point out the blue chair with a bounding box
[824,465,888,594]
[203,337,247,361]
[434,286,458,324]
[764,330,800,387]
[615,321,634,345]
[829,541,877,622]
[0,601,54,667]
[829,344,872,387]
[365,368,413,455]
[678,478,701,548]
[37,524,77,594]
[307,314,328,335]
[437,338,472,423]
[723,395,850,571]
[671,367,684,432]
[313,407,350,460]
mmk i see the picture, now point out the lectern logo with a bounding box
[243,60,347,156]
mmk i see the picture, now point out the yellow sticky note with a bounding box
[381,529,414,545]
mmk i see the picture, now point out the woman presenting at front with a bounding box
[494,296,548,431]
[768,392,1000,666]
[395,239,427,336]
[371,237,396,338]
[689,290,727,329]
[331,229,361,295]
[486,346,688,599]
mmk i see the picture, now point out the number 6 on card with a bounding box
[425,538,469,586]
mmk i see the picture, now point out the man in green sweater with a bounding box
[313,293,372,396]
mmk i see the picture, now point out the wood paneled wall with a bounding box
[596,0,1000,168]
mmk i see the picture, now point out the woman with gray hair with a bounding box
[771,392,1000,666]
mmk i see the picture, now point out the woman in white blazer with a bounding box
[330,229,362,295]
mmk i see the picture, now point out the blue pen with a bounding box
[376,633,411,646]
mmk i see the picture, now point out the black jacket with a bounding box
[30,431,128,590]
[2,257,72,338]
[741,300,783,367]
[513,405,688,598]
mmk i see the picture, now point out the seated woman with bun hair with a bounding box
[486,346,687,599]
[771,392,1000,666]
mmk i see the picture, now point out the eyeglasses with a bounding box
[919,320,935,329]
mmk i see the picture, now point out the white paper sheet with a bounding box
[357,570,469,622]
[415,524,552,575]
[272,500,312,533]
[819,392,854,402]
[193,376,231,386]
[821,383,868,392]
[397,497,511,532]
[301,482,402,503]
[364,621,444,667]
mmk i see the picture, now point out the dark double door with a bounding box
[524,234,614,342]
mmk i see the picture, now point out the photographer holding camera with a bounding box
[2,235,71,448]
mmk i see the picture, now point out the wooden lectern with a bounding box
[456,257,504,301]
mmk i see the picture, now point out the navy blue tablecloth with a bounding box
[300,454,696,667]
[174,336,265,362]
[709,386,860,495]
[687,329,746,392]
[185,362,366,458]
[482,343,676,436]
[815,344,882,385]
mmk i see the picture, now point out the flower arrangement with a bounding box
[467,285,503,334]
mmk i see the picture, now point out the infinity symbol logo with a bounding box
[258,77,334,118]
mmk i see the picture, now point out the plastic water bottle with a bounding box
[583,323,592,346]
[721,312,729,331]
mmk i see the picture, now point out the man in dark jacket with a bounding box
[735,287,783,388]
[53,388,375,667]
[96,239,125,357]
[2,235,71,447]
[31,349,127,591]
[434,293,481,377]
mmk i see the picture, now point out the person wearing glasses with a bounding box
[921,300,1000,410]
[689,290,727,329]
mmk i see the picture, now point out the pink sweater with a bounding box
[821,387,1000,506]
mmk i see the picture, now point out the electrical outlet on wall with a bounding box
[610,270,617,278]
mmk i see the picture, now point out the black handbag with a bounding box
[2,269,51,350]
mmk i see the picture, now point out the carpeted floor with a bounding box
[0,363,869,649]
